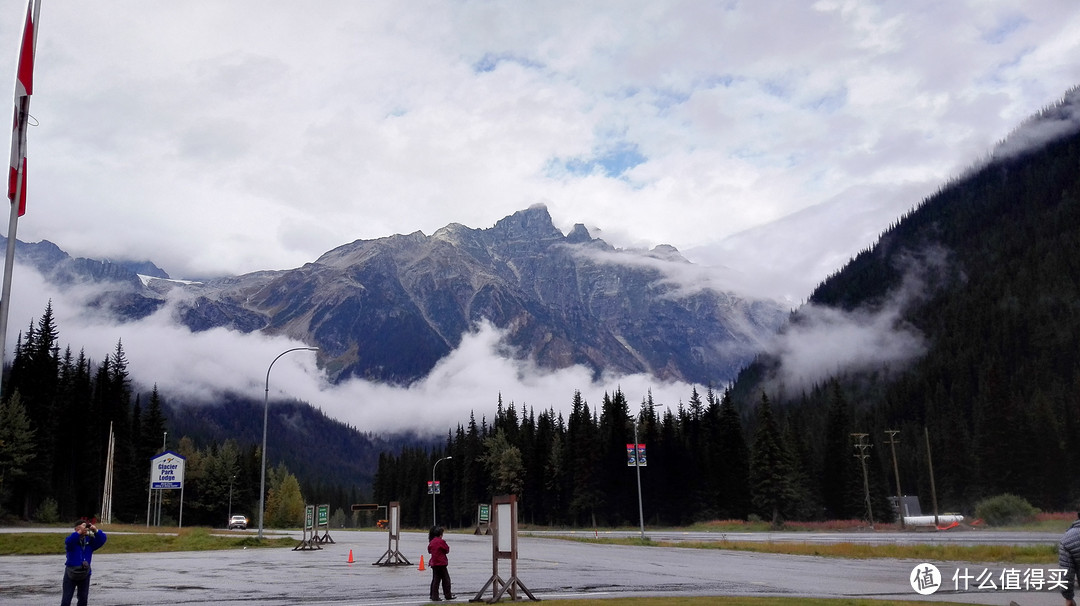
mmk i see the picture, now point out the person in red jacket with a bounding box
[427,526,455,601]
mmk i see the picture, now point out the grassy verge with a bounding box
[677,511,1078,533]
[669,539,1056,564]
[552,535,1056,564]
[0,525,295,555]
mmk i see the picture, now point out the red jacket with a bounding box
[427,536,450,566]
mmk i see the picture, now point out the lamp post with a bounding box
[633,420,646,539]
[228,475,236,521]
[432,456,452,527]
[633,403,662,540]
[258,346,318,539]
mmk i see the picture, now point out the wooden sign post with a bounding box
[373,501,411,566]
[315,503,334,544]
[470,494,539,602]
[293,504,321,551]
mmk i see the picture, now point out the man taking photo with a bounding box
[61,518,107,606]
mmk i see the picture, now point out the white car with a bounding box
[228,515,248,530]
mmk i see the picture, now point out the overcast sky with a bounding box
[3,1,1080,433]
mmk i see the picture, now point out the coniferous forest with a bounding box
[0,302,329,527]
[0,302,169,522]
[376,99,1080,528]
[3,95,1080,529]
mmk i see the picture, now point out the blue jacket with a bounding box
[1060,519,1080,600]
[64,529,107,572]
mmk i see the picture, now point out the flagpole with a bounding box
[0,162,22,396]
[0,0,39,400]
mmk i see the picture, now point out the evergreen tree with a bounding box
[481,429,523,497]
[542,419,565,525]
[9,304,60,517]
[566,391,601,526]
[265,463,305,527]
[0,392,36,513]
[597,389,633,525]
[749,392,797,526]
[715,388,750,519]
[140,386,168,460]
[821,382,860,519]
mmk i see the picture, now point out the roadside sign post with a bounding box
[351,503,384,528]
[294,504,321,551]
[146,451,186,528]
[315,503,334,544]
[470,494,539,603]
[373,501,411,566]
[474,503,492,535]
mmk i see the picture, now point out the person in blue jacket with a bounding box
[61,519,107,606]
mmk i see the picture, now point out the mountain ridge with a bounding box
[6,204,786,387]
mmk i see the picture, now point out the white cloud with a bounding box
[3,1,1080,433]
[989,85,1080,161]
[761,247,950,392]
[767,302,926,392]
[0,1,1075,294]
[8,263,692,435]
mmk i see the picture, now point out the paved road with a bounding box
[523,528,1064,546]
[0,529,1066,605]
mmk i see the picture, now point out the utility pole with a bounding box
[851,433,874,529]
[924,427,939,527]
[884,430,904,529]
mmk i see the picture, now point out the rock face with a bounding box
[10,205,787,385]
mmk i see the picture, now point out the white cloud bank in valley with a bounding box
[10,263,695,434]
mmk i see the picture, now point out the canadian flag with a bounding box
[8,0,38,217]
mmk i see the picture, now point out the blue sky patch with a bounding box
[550,141,647,179]
[982,15,1031,44]
[472,52,543,73]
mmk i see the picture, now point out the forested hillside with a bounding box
[377,93,1080,527]
[729,95,1080,516]
[0,303,168,521]
[0,302,387,525]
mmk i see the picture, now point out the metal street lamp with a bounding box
[432,456,452,527]
[258,346,318,539]
[228,475,236,521]
[633,403,663,540]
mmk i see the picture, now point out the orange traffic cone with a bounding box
[418,555,426,571]
[347,549,354,564]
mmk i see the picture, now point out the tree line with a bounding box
[0,301,319,528]
[0,302,170,522]
[373,385,906,530]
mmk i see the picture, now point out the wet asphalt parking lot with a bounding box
[0,528,1067,605]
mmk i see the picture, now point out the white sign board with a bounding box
[497,502,512,552]
[150,451,186,489]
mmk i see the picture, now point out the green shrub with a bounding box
[975,494,1039,526]
[33,497,59,524]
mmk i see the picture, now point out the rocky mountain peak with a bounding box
[490,203,563,242]
[566,223,591,243]
[10,208,787,386]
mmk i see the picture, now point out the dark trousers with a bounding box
[429,564,452,599]
[60,573,90,606]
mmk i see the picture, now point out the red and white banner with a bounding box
[8,0,39,216]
